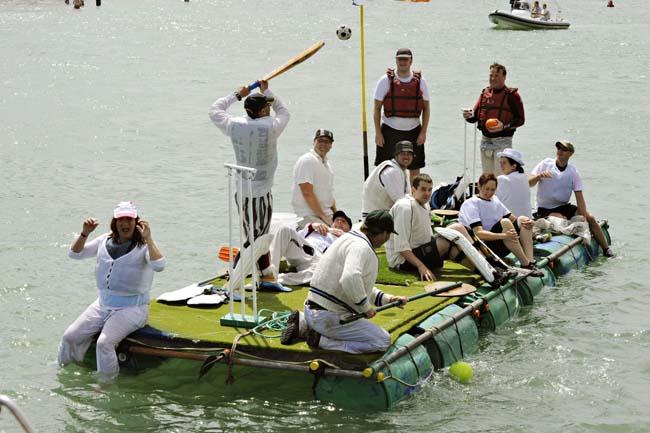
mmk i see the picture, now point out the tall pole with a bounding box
[359,4,369,180]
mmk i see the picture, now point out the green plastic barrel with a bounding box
[472,285,518,331]
[534,235,589,276]
[410,304,479,369]
[514,265,554,305]
[315,334,433,410]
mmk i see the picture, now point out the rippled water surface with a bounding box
[1,0,649,432]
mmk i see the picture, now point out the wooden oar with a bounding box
[424,281,477,297]
[339,281,467,324]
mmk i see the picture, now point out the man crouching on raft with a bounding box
[282,210,408,353]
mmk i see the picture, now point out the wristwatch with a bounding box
[235,92,242,101]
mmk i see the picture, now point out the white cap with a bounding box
[497,148,525,166]
[113,201,138,219]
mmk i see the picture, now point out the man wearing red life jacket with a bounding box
[374,48,430,182]
[463,63,525,175]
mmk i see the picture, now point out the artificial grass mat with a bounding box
[145,260,480,364]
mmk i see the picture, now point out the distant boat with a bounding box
[489,1,570,30]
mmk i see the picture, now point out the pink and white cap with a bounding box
[113,201,138,219]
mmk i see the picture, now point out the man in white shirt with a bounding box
[291,129,337,228]
[209,80,291,288]
[386,174,478,281]
[362,140,414,216]
[281,210,408,353]
[270,210,352,286]
[530,141,614,257]
[374,48,430,181]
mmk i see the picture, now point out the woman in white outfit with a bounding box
[57,202,165,381]
[496,148,533,218]
[459,173,542,275]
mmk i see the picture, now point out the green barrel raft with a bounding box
[110,222,611,410]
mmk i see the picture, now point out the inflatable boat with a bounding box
[489,1,570,30]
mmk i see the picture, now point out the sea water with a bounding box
[1,0,649,432]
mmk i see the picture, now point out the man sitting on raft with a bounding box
[362,140,414,216]
[269,210,352,286]
[529,141,614,257]
[385,174,490,281]
[282,211,408,353]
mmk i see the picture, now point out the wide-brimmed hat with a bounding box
[114,201,137,219]
[555,140,575,153]
[497,148,525,166]
[364,210,398,235]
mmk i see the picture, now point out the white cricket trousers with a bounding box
[304,304,390,354]
[270,226,320,285]
[57,299,148,380]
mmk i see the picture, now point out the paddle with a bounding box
[339,281,467,324]
[423,281,477,297]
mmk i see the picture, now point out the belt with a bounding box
[306,300,327,311]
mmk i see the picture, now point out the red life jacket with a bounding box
[382,69,423,118]
[477,86,518,130]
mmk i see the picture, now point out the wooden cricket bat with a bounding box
[247,41,325,90]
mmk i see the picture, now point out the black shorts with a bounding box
[534,204,578,220]
[375,123,425,170]
[397,238,444,273]
[484,220,515,258]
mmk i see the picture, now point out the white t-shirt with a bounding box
[531,158,584,209]
[496,172,533,218]
[374,72,430,131]
[291,150,335,219]
[459,195,511,231]
[385,195,433,268]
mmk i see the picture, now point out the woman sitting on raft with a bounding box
[459,173,543,276]
[496,148,532,218]
[57,202,165,381]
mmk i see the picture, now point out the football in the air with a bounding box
[336,25,352,40]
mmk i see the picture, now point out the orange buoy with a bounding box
[486,118,499,130]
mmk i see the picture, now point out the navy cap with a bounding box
[314,129,334,142]
[395,48,413,59]
[332,210,352,228]
[244,93,274,114]
[394,140,415,155]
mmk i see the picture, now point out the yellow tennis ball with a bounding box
[449,361,473,384]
